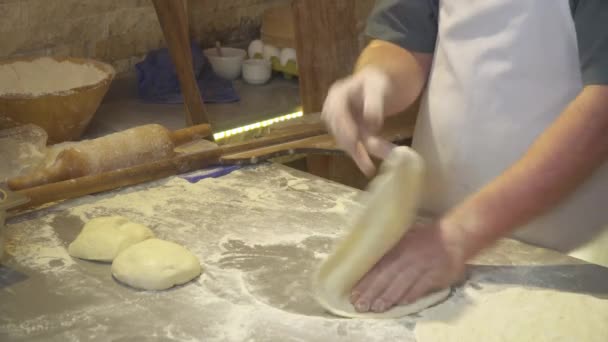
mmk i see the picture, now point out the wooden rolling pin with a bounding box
[8,123,211,190]
[11,125,329,211]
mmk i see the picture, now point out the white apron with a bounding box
[412,0,608,265]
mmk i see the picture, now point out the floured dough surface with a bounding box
[68,216,154,262]
[415,287,608,341]
[111,239,202,291]
[0,57,107,96]
[313,147,450,318]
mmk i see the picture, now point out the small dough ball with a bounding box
[111,239,202,291]
[68,216,154,262]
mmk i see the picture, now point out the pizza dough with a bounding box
[111,239,202,290]
[68,216,154,262]
[313,146,450,318]
[415,287,608,341]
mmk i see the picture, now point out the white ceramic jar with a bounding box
[242,59,272,85]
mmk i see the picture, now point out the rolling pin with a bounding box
[11,125,330,211]
[8,123,211,190]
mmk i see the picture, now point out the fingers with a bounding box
[362,134,396,161]
[322,81,378,177]
[322,68,393,176]
[351,245,416,312]
[370,267,422,313]
[361,68,390,134]
[353,141,376,178]
[351,268,393,312]
[399,273,435,305]
[351,243,403,305]
[322,81,362,160]
[362,86,384,134]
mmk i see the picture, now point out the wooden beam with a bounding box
[292,0,360,114]
[152,0,210,126]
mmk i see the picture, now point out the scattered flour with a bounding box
[2,166,417,341]
[0,57,108,96]
[5,220,75,274]
[0,124,48,181]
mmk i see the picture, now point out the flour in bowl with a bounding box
[0,57,108,96]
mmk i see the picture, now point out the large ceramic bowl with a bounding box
[203,47,247,80]
[0,56,115,144]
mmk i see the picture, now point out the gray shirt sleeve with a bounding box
[572,0,608,86]
[365,0,439,53]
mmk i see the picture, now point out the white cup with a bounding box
[242,59,272,85]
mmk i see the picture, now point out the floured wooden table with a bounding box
[1,164,608,341]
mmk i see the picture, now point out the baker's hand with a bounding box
[350,222,466,313]
[322,67,395,177]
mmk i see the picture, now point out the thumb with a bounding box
[352,140,377,178]
[363,135,396,161]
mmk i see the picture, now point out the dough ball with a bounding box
[111,239,202,291]
[68,216,154,262]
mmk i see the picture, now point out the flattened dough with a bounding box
[415,287,608,341]
[111,239,202,290]
[313,147,450,318]
[68,216,154,262]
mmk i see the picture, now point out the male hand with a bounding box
[321,67,396,176]
[350,222,467,313]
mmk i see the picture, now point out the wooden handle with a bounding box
[14,148,223,211]
[11,125,327,210]
[152,0,210,126]
[169,124,213,146]
[8,164,64,191]
[220,125,327,155]
[9,124,211,191]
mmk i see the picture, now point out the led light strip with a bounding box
[213,111,304,141]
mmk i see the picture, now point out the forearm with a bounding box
[443,85,608,259]
[356,40,433,115]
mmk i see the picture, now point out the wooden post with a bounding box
[152,0,210,126]
[292,0,360,114]
[182,0,188,30]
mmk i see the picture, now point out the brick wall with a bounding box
[0,0,291,76]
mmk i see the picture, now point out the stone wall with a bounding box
[0,0,291,76]
[189,0,290,50]
[0,0,375,76]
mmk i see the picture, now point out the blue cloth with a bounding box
[135,42,239,104]
[179,165,242,183]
